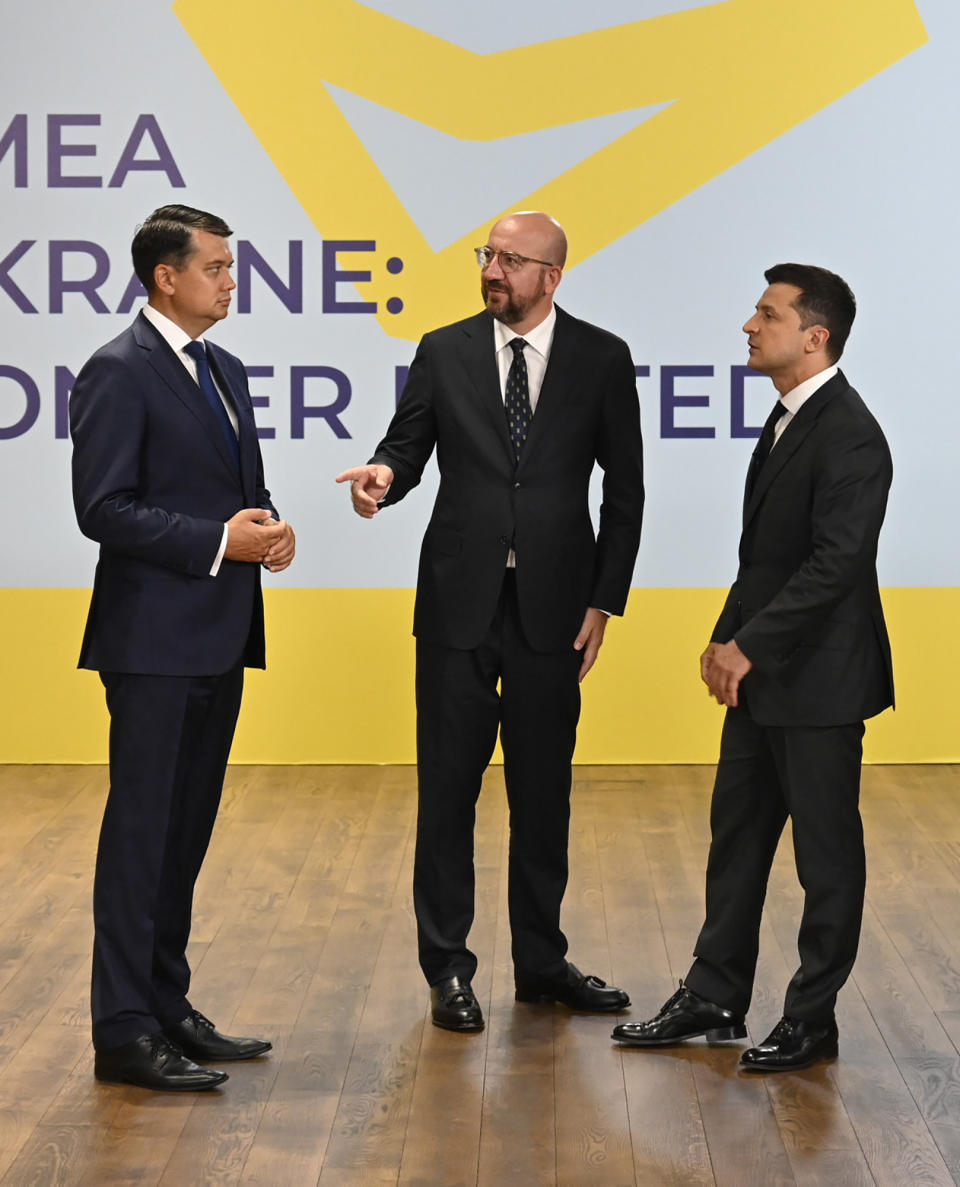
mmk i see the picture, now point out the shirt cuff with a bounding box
[210,523,229,576]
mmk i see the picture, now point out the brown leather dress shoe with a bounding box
[430,977,484,1032]
[164,1010,272,1062]
[94,1033,228,1091]
[515,962,630,1012]
[740,1016,838,1071]
[612,982,746,1046]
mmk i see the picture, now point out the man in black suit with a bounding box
[337,212,644,1031]
[614,264,893,1070]
[70,205,295,1090]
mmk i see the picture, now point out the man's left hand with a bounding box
[700,639,752,707]
[264,520,296,572]
[574,608,608,683]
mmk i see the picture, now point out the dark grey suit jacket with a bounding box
[372,305,645,652]
[713,370,893,726]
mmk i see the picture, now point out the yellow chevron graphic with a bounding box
[172,0,927,341]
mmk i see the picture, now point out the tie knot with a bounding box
[509,337,527,359]
[183,340,207,364]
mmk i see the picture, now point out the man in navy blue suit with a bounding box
[70,205,295,1091]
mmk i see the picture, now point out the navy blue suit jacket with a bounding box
[70,312,275,676]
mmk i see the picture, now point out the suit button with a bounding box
[498,535,510,545]
[514,482,521,489]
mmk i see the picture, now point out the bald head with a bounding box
[490,212,567,269]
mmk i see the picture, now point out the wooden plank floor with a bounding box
[0,763,959,1186]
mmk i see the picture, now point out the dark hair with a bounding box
[132,204,233,292]
[764,262,856,363]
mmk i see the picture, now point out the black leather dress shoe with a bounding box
[612,982,746,1046]
[94,1033,228,1091]
[430,977,484,1032]
[163,1010,272,1062]
[740,1016,838,1072]
[515,962,630,1012]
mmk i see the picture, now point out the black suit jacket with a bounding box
[371,306,644,652]
[70,312,276,676]
[712,370,893,727]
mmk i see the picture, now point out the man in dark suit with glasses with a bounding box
[338,211,644,1032]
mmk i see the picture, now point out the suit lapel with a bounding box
[456,312,514,461]
[134,314,242,483]
[453,305,578,468]
[742,372,846,528]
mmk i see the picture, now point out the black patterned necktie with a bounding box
[505,337,532,458]
[183,339,240,469]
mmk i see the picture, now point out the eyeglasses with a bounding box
[474,246,557,272]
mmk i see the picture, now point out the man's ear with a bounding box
[153,263,176,296]
[805,325,829,354]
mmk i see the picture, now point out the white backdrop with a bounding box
[1,0,956,591]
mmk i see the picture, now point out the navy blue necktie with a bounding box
[505,338,532,458]
[183,339,240,469]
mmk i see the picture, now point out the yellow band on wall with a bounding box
[1,587,954,764]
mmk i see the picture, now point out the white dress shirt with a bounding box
[141,304,232,575]
[493,304,556,413]
[772,364,839,447]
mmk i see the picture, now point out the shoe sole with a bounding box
[515,992,630,1013]
[176,1045,272,1062]
[431,1018,485,1033]
[94,1070,228,1091]
[740,1044,839,1072]
[613,1023,747,1046]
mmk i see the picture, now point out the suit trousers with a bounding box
[684,705,866,1024]
[92,666,244,1050]
[414,571,582,985]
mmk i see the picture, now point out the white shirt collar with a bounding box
[780,363,838,415]
[141,303,206,352]
[493,303,557,358]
